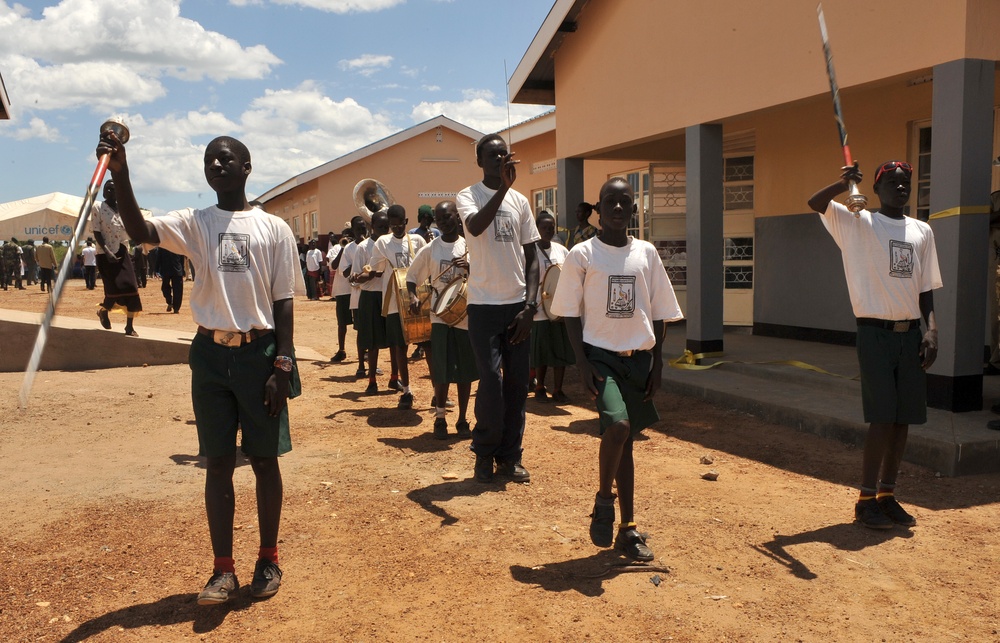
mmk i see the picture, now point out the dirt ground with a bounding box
[1,277,999,642]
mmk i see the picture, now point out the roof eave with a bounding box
[509,0,587,106]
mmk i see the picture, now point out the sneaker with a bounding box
[433,418,448,440]
[854,498,893,530]
[474,454,494,482]
[411,346,424,360]
[330,350,347,363]
[97,309,111,330]
[355,367,367,379]
[364,382,378,395]
[387,379,404,392]
[589,495,616,547]
[250,559,282,599]
[197,571,239,606]
[455,420,471,439]
[495,459,531,483]
[877,495,916,527]
[375,367,384,376]
[398,392,413,410]
[534,387,549,402]
[615,528,655,562]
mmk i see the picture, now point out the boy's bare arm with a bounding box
[96,133,160,245]
[807,163,863,213]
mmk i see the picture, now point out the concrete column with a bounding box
[685,124,725,354]
[557,158,584,235]
[927,59,994,411]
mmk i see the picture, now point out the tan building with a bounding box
[258,115,485,246]
[511,0,1000,413]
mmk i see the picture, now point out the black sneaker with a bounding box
[330,350,347,362]
[854,498,893,530]
[197,571,239,605]
[364,382,378,395]
[877,495,916,526]
[474,454,494,482]
[455,420,471,439]
[433,418,448,440]
[387,379,404,392]
[495,459,531,483]
[589,495,616,547]
[250,559,282,599]
[398,392,413,410]
[615,528,654,561]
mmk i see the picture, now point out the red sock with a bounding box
[258,547,278,563]
[214,556,235,574]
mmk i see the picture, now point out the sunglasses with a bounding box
[874,161,913,185]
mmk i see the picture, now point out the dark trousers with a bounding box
[39,268,54,291]
[162,276,184,312]
[84,265,97,290]
[466,302,530,461]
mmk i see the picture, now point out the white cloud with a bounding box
[0,0,281,111]
[10,116,62,142]
[410,89,548,134]
[338,54,393,77]
[231,0,405,12]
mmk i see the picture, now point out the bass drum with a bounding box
[540,263,562,322]
[432,276,468,327]
[383,268,432,344]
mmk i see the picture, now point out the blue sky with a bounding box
[0,0,554,214]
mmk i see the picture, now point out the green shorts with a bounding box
[856,324,927,424]
[585,344,659,437]
[335,294,353,327]
[356,290,388,350]
[386,313,406,347]
[189,333,292,458]
[430,322,479,385]
[530,319,576,368]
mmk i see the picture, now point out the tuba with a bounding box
[352,178,395,224]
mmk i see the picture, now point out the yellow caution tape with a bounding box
[668,349,858,380]
[928,205,990,220]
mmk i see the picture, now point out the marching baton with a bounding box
[817,3,867,215]
[18,118,130,410]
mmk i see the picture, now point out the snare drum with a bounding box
[383,268,432,344]
[540,263,562,321]
[433,276,468,327]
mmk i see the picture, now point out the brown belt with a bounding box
[197,326,273,347]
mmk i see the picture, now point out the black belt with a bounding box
[856,318,921,333]
[197,326,273,347]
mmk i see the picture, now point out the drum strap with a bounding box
[536,242,552,269]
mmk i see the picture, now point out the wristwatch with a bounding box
[273,355,294,372]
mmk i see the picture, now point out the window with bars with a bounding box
[913,125,931,222]
[532,187,557,218]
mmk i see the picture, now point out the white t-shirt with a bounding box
[533,241,569,322]
[341,240,363,308]
[328,244,348,298]
[407,236,470,330]
[91,201,129,255]
[371,233,427,315]
[550,236,683,352]
[820,201,942,320]
[352,237,382,294]
[456,182,540,305]
[305,248,323,272]
[81,246,97,266]
[152,205,305,332]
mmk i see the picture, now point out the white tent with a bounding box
[0,193,82,243]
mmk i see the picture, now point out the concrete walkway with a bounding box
[661,326,1000,476]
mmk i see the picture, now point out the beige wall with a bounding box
[552,0,1000,160]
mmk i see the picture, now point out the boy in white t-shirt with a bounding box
[351,211,390,393]
[407,200,476,439]
[97,133,304,605]
[370,204,427,410]
[551,177,683,562]
[808,161,941,530]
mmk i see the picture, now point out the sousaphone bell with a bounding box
[353,178,395,224]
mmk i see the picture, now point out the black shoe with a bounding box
[166,305,172,313]
[877,495,916,526]
[397,392,413,410]
[455,420,471,439]
[474,454,494,482]
[365,382,378,395]
[495,459,531,483]
[97,308,111,329]
[534,387,549,402]
[197,571,239,605]
[590,495,616,547]
[387,379,404,392]
[433,418,448,440]
[355,367,367,379]
[550,391,571,405]
[854,498,893,530]
[615,528,655,561]
[330,350,347,363]
[250,559,282,599]
[411,346,424,360]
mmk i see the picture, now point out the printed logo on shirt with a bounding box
[889,239,914,278]
[218,233,250,273]
[395,251,411,269]
[493,211,516,243]
[437,259,457,284]
[607,275,636,318]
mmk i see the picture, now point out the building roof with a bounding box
[509,0,588,106]
[0,71,10,120]
[257,115,484,203]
